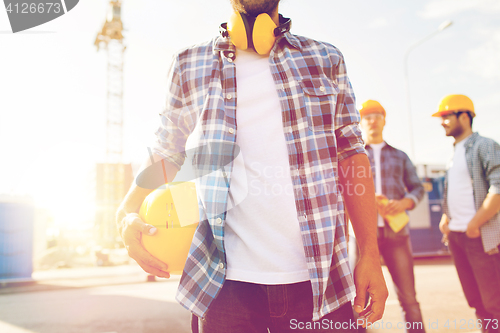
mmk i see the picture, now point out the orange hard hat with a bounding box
[139,182,199,275]
[359,100,386,118]
[432,94,475,118]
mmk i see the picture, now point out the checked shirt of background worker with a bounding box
[152,31,366,321]
[443,132,500,254]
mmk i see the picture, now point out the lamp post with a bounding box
[404,20,453,161]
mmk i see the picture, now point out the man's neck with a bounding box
[454,128,473,145]
[270,7,279,25]
[365,135,384,145]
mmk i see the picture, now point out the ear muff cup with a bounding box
[227,12,277,55]
[227,12,250,51]
[253,14,278,55]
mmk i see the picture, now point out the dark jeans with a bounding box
[349,232,425,333]
[379,234,425,332]
[448,231,500,333]
[196,279,357,333]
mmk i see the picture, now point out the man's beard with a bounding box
[230,0,280,16]
[446,123,464,138]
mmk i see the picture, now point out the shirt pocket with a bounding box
[299,77,340,132]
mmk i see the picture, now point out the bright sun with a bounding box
[19,142,102,230]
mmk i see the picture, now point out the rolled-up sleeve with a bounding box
[484,140,500,195]
[332,51,366,162]
[153,55,195,170]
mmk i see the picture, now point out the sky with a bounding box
[1,0,499,228]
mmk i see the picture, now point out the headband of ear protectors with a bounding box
[220,13,292,55]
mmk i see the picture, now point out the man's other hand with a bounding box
[384,198,414,216]
[466,221,481,238]
[352,255,389,328]
[375,194,387,216]
[439,214,450,236]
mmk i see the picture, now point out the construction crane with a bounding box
[94,0,126,247]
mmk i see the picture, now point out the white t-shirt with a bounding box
[447,137,476,232]
[224,49,309,284]
[370,142,386,227]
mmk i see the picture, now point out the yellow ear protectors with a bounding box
[227,12,250,51]
[221,13,292,55]
[252,14,279,55]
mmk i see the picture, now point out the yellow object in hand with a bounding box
[377,197,409,233]
[139,182,199,275]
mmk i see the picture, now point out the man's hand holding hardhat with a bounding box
[139,182,199,275]
[117,182,199,277]
[118,212,171,278]
[116,154,189,279]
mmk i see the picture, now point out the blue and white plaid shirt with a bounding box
[153,28,366,321]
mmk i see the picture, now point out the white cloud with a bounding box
[420,0,500,18]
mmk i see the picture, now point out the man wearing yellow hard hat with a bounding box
[353,100,426,332]
[433,94,500,330]
[115,0,389,331]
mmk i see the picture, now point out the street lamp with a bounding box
[404,20,453,161]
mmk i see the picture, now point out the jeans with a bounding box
[196,279,357,333]
[349,231,425,333]
[448,231,500,333]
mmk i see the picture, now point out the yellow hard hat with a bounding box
[359,100,386,118]
[432,94,475,117]
[139,182,199,275]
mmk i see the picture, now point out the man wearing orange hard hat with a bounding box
[351,100,426,332]
[433,94,500,331]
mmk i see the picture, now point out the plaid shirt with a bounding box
[153,28,365,321]
[443,132,500,254]
[365,143,424,238]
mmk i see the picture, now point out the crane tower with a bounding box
[94,0,126,246]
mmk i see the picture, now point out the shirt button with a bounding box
[216,217,222,224]
[226,94,232,100]
[228,52,234,58]
[228,128,234,134]
[319,86,326,92]
[219,262,224,269]
[228,58,233,63]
